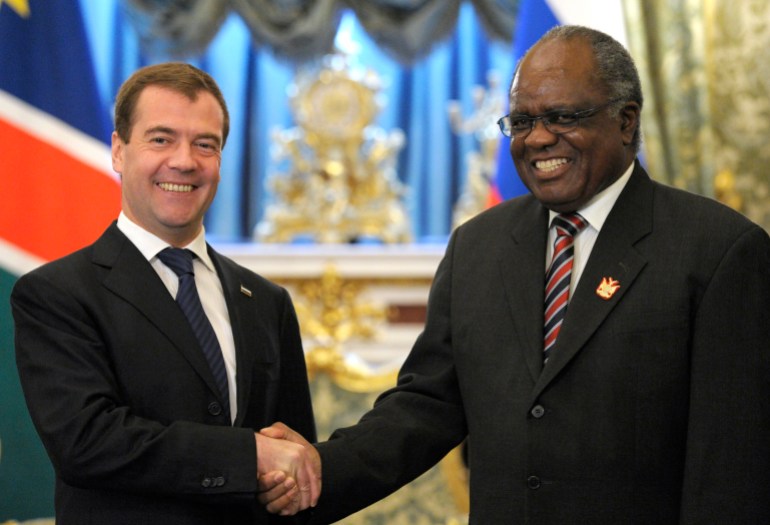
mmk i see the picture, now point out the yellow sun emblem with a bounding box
[595,276,621,300]
[0,0,30,18]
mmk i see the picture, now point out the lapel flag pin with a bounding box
[596,277,621,300]
[240,285,252,297]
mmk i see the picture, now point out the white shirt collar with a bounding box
[548,161,635,232]
[116,212,215,273]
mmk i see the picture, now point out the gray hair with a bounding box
[523,25,644,152]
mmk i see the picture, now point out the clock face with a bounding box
[296,72,376,140]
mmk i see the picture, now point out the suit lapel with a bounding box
[532,164,654,399]
[92,224,223,402]
[498,200,550,382]
[208,248,258,428]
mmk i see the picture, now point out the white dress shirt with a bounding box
[117,212,237,423]
[546,162,635,296]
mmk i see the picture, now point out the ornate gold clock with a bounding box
[255,54,411,244]
[295,70,376,141]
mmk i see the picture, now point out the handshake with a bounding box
[255,422,322,516]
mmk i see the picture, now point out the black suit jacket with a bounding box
[12,223,315,524]
[312,162,770,524]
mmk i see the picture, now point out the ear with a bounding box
[111,131,124,174]
[619,101,641,146]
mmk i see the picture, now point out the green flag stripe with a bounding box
[1,267,54,520]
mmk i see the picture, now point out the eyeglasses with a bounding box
[497,100,620,138]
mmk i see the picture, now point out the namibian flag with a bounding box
[488,0,628,206]
[0,0,120,519]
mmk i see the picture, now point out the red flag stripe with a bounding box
[0,118,121,262]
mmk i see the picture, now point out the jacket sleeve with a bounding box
[679,224,770,522]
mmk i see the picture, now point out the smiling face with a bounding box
[509,37,639,212]
[112,85,224,246]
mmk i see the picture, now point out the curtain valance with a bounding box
[123,0,517,63]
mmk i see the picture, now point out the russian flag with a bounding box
[0,0,120,519]
[488,0,628,206]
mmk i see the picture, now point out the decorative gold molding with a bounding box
[305,346,399,393]
[440,445,470,516]
[282,264,403,391]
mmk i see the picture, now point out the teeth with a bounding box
[158,182,194,193]
[535,158,569,172]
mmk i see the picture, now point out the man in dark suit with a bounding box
[259,26,770,523]
[12,62,320,524]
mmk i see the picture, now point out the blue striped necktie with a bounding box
[157,248,230,419]
[543,213,588,363]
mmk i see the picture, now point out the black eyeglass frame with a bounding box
[497,99,623,138]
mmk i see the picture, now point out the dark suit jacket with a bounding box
[12,223,316,525]
[312,162,770,524]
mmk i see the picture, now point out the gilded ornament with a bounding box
[255,54,412,243]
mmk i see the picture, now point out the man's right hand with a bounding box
[255,423,321,515]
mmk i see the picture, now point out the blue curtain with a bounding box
[79,1,513,243]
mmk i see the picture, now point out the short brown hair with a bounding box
[113,62,230,148]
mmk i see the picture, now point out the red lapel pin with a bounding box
[595,277,621,300]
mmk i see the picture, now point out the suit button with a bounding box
[530,405,546,418]
[527,475,541,490]
[215,476,226,487]
[208,402,222,416]
[201,477,213,488]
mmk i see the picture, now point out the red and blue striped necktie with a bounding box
[544,213,588,363]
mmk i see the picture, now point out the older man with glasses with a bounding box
[259,25,770,524]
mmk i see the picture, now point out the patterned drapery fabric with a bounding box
[123,0,518,63]
[623,0,770,231]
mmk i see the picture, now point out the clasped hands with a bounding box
[256,422,321,516]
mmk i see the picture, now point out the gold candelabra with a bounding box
[447,70,505,227]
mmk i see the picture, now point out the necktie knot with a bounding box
[552,212,588,239]
[157,248,194,277]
